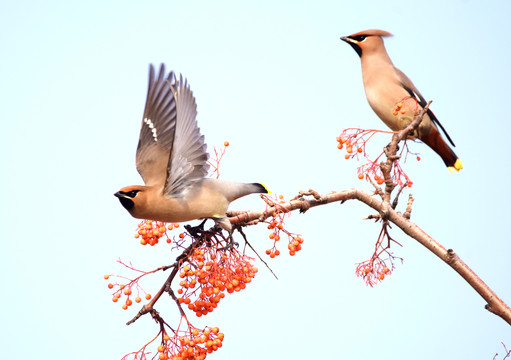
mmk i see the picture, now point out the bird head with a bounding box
[114,185,147,214]
[341,29,393,57]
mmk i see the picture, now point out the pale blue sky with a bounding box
[1,0,511,359]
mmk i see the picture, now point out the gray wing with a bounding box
[395,67,455,147]
[163,74,209,196]
[135,64,178,188]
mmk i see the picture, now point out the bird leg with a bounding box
[184,218,208,238]
[217,231,239,252]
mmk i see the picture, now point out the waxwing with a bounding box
[341,29,463,172]
[115,64,268,231]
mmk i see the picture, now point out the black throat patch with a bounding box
[118,197,135,211]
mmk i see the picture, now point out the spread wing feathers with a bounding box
[136,64,179,188]
[163,74,209,196]
[395,68,456,147]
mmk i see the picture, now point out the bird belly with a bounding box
[133,187,229,224]
[365,86,432,137]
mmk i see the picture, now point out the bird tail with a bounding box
[421,127,463,172]
[251,183,270,194]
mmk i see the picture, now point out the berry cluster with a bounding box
[104,274,152,310]
[177,248,257,317]
[336,133,365,160]
[135,220,182,246]
[355,260,392,287]
[156,326,224,360]
[336,127,419,189]
[262,194,304,257]
[392,102,406,116]
[392,96,420,117]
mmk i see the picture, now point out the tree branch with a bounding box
[227,102,511,325]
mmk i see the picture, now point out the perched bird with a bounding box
[115,64,268,231]
[341,29,463,172]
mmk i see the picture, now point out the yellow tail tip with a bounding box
[260,183,271,194]
[447,159,463,173]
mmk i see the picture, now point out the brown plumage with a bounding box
[341,29,463,172]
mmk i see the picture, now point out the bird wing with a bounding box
[163,74,209,196]
[395,67,456,147]
[136,64,178,189]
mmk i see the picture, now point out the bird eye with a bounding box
[351,35,368,42]
[123,190,140,198]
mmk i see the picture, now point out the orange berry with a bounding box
[135,296,141,303]
[124,288,132,295]
[383,267,389,274]
[346,146,353,154]
[145,294,151,300]
[265,249,271,255]
[112,297,118,303]
[269,253,275,258]
[289,251,296,256]
[179,233,185,239]
[357,147,363,153]
[407,182,413,187]
[269,232,275,239]
[158,354,166,360]
[122,304,128,310]
[364,267,370,275]
[417,156,421,161]
[278,194,283,199]
[174,223,180,228]
[393,111,398,116]
[344,154,350,160]
[224,141,229,147]
[158,345,165,353]
[379,273,385,280]
[275,250,280,256]
[107,283,114,289]
[126,299,132,306]
[337,143,343,149]
[104,274,109,280]
[358,174,364,180]
[274,235,280,241]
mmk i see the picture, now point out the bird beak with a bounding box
[340,36,362,57]
[114,191,125,199]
